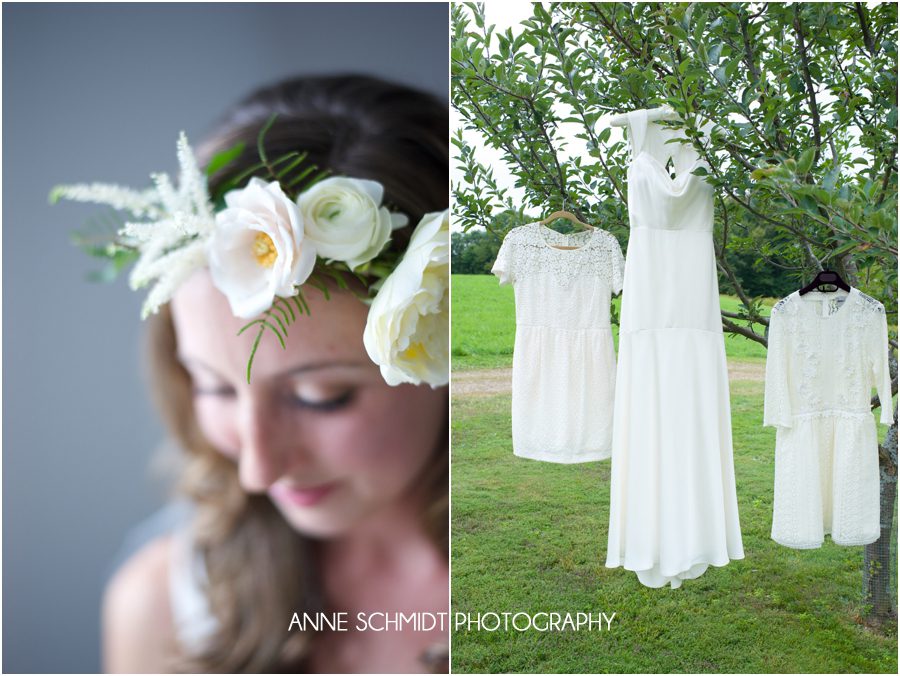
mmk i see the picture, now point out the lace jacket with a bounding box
[763,289,894,428]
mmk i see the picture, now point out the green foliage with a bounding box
[205,141,246,178]
[451,2,898,343]
[68,210,138,283]
[451,209,523,274]
[237,263,376,383]
[452,230,497,274]
[718,239,799,298]
[210,113,331,209]
[237,288,313,384]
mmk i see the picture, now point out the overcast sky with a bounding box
[451,3,629,231]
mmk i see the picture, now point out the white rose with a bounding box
[207,177,316,318]
[297,176,407,270]
[363,209,449,387]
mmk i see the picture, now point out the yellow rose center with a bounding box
[253,232,277,268]
[401,342,426,361]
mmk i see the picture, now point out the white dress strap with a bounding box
[168,525,218,653]
[625,109,647,160]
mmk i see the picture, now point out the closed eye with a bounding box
[289,390,354,412]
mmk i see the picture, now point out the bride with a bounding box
[56,74,449,673]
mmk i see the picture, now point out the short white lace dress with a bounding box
[764,288,894,548]
[492,222,625,463]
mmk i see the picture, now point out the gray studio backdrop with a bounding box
[2,3,448,672]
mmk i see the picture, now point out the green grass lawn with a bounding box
[450,273,898,673]
[451,274,772,370]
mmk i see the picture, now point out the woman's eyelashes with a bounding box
[288,388,355,412]
[189,376,355,412]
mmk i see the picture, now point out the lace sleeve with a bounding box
[491,232,514,286]
[871,303,895,425]
[610,236,625,295]
[764,303,793,428]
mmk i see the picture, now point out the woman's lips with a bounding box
[271,482,337,507]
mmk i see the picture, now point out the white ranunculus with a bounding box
[207,177,316,318]
[297,176,407,270]
[363,209,449,387]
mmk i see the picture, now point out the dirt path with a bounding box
[452,368,513,397]
[452,360,764,398]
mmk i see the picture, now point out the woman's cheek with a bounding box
[194,398,241,461]
[324,387,441,473]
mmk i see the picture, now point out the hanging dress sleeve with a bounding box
[491,231,515,286]
[763,303,793,428]
[871,303,895,425]
[610,236,626,295]
[625,109,647,161]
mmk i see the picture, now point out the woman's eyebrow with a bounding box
[280,360,372,377]
[178,354,372,379]
[178,354,225,377]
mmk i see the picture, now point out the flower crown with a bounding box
[51,118,449,387]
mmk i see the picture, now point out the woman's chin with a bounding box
[270,496,360,538]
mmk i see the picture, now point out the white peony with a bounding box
[207,177,317,318]
[297,176,407,270]
[363,209,449,387]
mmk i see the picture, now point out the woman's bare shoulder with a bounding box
[102,534,182,673]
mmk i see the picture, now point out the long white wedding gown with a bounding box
[605,109,745,588]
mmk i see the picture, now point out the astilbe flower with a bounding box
[51,132,216,317]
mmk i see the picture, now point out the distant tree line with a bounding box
[452,211,797,299]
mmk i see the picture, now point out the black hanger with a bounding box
[798,269,851,295]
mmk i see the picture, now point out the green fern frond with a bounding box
[287,167,332,191]
[269,299,294,326]
[210,111,324,204]
[236,287,322,382]
[241,324,267,385]
[238,318,286,348]
[306,168,332,189]
[256,113,278,166]
[304,274,332,301]
[291,290,311,317]
[274,151,309,181]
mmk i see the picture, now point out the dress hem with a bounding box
[604,552,745,570]
[514,449,610,464]
[772,534,880,549]
[604,553,744,589]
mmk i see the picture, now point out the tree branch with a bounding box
[547,21,628,204]
[587,2,673,80]
[793,4,822,160]
[854,2,878,56]
[871,376,898,411]
[722,316,767,346]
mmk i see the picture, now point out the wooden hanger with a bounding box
[539,210,594,230]
[539,208,595,250]
[799,269,851,295]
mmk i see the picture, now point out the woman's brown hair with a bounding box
[145,74,448,672]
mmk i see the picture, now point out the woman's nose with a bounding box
[236,397,289,493]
